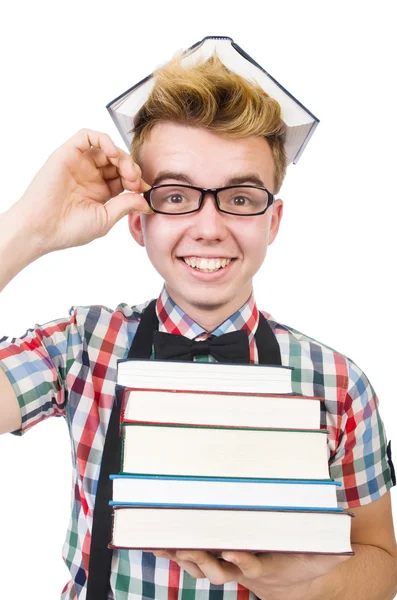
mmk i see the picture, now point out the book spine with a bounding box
[121,423,330,434]
[109,502,344,512]
[122,388,325,401]
[108,543,354,556]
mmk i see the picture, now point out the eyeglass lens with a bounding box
[149,186,269,215]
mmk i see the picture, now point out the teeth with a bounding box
[183,257,232,272]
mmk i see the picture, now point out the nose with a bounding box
[189,192,229,241]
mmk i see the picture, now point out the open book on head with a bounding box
[107,36,319,165]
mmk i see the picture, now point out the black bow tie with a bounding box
[153,330,250,363]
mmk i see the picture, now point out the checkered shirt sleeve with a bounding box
[328,358,394,507]
[0,308,81,435]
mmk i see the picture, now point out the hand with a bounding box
[151,549,350,598]
[10,128,152,254]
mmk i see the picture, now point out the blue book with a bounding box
[109,474,342,512]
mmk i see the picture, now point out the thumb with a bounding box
[104,192,153,231]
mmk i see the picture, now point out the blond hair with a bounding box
[131,53,287,194]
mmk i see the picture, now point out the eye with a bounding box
[165,193,187,204]
[231,195,251,206]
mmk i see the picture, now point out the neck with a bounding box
[164,284,253,332]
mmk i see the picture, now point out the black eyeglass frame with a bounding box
[142,184,275,216]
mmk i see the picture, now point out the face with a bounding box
[128,123,283,324]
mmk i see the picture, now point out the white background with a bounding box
[0,0,396,597]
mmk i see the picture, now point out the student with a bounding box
[0,52,396,600]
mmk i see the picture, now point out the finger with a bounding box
[149,550,205,578]
[150,550,173,560]
[176,551,238,585]
[174,558,206,579]
[132,160,142,178]
[106,175,149,198]
[140,178,151,192]
[221,551,265,579]
[99,164,149,195]
[105,149,150,193]
[110,149,145,185]
[85,148,112,169]
[104,191,153,229]
[121,176,151,193]
[78,147,147,192]
[106,178,124,199]
[71,128,119,159]
[119,150,142,178]
[100,165,119,180]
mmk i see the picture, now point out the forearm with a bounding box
[245,544,397,600]
[307,544,397,600]
[0,206,44,293]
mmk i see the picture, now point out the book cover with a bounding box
[106,36,320,165]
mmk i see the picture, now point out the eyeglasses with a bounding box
[142,184,274,216]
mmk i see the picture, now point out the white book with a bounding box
[110,475,340,510]
[110,507,353,555]
[122,388,321,430]
[121,424,330,480]
[117,359,293,394]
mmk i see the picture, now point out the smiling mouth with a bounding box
[180,257,235,273]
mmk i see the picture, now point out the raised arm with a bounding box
[0,129,151,434]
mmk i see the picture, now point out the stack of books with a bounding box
[109,359,353,555]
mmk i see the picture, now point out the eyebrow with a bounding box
[152,171,266,188]
[152,171,193,186]
[227,174,265,187]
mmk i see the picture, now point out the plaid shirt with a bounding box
[0,286,393,600]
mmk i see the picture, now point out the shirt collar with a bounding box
[155,285,260,343]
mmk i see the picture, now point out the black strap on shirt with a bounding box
[86,299,281,599]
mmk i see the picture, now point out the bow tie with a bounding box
[153,330,250,363]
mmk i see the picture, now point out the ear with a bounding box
[268,198,283,245]
[128,211,146,247]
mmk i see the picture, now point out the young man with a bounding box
[0,54,396,600]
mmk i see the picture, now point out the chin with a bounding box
[189,297,227,311]
[178,289,235,312]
